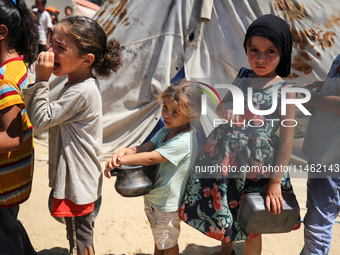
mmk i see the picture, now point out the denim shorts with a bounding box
[144,199,181,250]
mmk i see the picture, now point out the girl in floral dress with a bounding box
[180,14,300,255]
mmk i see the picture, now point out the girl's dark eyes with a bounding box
[50,42,65,50]
[162,105,179,115]
[249,48,277,54]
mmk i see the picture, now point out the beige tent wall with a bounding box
[30,0,340,163]
[94,0,340,162]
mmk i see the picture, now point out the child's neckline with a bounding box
[248,77,284,90]
[0,57,23,68]
[164,128,189,142]
[249,82,284,90]
[65,77,96,86]
[244,69,283,90]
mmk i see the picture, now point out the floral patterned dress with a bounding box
[180,68,299,242]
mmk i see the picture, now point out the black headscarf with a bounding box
[243,14,292,77]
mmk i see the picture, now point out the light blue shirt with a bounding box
[145,127,197,212]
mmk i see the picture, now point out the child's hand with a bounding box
[219,102,240,123]
[35,51,55,83]
[264,180,284,215]
[104,152,124,178]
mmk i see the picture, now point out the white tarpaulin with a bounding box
[93,0,340,161]
[34,0,340,162]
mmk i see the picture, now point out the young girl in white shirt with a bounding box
[23,16,122,255]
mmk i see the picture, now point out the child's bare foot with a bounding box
[212,242,235,255]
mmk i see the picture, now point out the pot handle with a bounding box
[110,169,124,177]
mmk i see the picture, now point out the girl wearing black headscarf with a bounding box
[180,14,300,255]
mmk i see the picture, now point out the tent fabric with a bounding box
[94,0,199,158]
[94,0,340,161]
[34,0,340,163]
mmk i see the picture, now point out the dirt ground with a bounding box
[19,142,340,255]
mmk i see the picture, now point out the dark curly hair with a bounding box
[59,16,123,78]
[0,0,38,67]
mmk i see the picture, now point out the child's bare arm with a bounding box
[265,92,295,215]
[104,147,136,172]
[307,91,340,115]
[119,150,168,166]
[301,79,340,114]
[45,27,52,51]
[0,105,23,153]
[216,101,240,123]
[302,80,324,93]
[104,141,158,178]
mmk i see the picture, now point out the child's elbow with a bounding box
[143,155,162,166]
[143,158,157,166]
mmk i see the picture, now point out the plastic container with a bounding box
[237,192,300,234]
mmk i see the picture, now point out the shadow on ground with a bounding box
[36,242,244,255]
[134,242,244,255]
[180,242,244,255]
[180,244,220,254]
[38,247,68,255]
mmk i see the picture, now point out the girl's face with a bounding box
[49,24,87,78]
[247,36,281,78]
[161,97,190,132]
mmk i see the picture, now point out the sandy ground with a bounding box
[19,141,340,255]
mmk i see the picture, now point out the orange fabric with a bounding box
[46,7,56,12]
[51,198,94,217]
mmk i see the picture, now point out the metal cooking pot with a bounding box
[111,164,156,197]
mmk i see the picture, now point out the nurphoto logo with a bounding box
[199,83,311,127]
